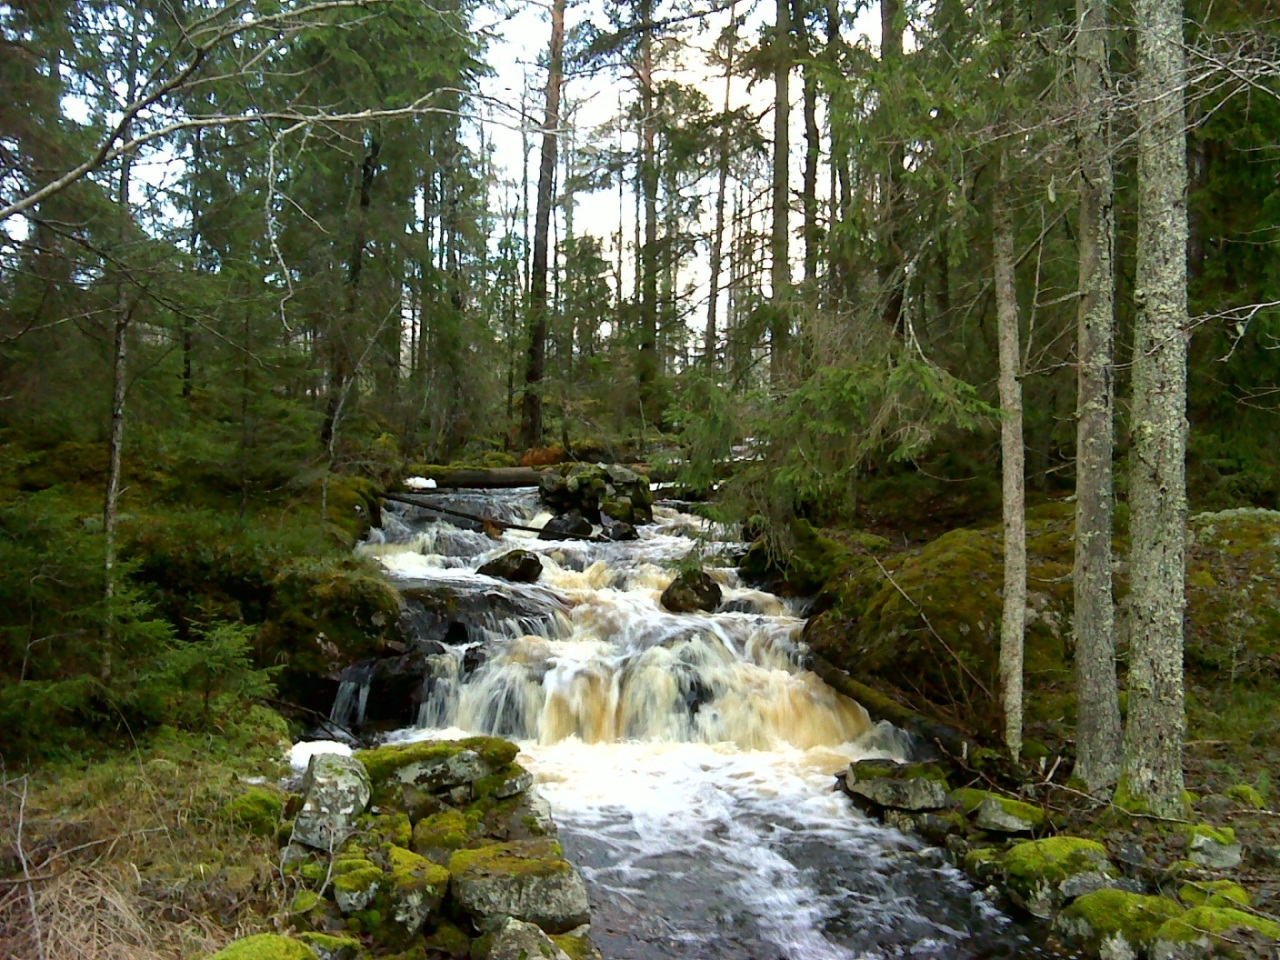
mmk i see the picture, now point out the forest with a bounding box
[1,0,1279,956]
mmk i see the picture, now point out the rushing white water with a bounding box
[353,489,1036,959]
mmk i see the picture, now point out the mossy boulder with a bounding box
[1184,823,1242,869]
[550,933,602,960]
[224,785,285,837]
[1178,879,1250,909]
[423,920,472,958]
[844,759,950,811]
[538,463,653,525]
[1152,906,1280,958]
[741,519,873,597]
[386,845,450,935]
[413,808,478,859]
[208,934,319,960]
[1002,837,1115,918]
[951,788,1045,833]
[448,838,590,934]
[295,932,361,960]
[356,737,518,791]
[332,860,382,914]
[293,754,372,851]
[1224,783,1265,809]
[1056,889,1185,955]
[485,917,573,960]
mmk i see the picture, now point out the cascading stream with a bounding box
[353,488,1038,959]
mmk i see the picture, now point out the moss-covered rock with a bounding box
[356,737,519,789]
[224,785,285,837]
[1153,905,1280,952]
[844,759,950,811]
[1002,837,1115,918]
[963,847,1002,884]
[1184,823,1242,869]
[413,808,477,858]
[1056,889,1185,955]
[332,861,382,914]
[950,788,1045,832]
[1178,879,1250,909]
[550,933,602,960]
[207,933,319,960]
[368,811,412,848]
[448,838,590,934]
[386,844,449,935]
[295,932,361,960]
[1224,783,1266,809]
[423,920,472,958]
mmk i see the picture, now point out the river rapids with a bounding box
[330,487,1042,959]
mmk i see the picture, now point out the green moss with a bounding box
[963,847,1001,882]
[551,934,594,960]
[412,809,472,853]
[423,920,472,958]
[1156,905,1280,943]
[331,856,376,877]
[298,862,327,884]
[1225,783,1266,809]
[371,811,412,848]
[1061,889,1185,945]
[387,844,449,895]
[448,838,569,880]
[332,864,382,896]
[469,932,494,960]
[1002,837,1110,891]
[290,890,322,914]
[472,762,530,800]
[951,788,1044,825]
[1179,880,1251,908]
[355,736,519,786]
[852,761,949,783]
[1112,777,1195,816]
[350,908,382,933]
[1185,822,1235,845]
[295,932,361,960]
[223,786,285,837]
[208,933,319,960]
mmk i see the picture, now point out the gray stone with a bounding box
[974,796,1039,833]
[660,569,722,613]
[390,748,493,791]
[1197,794,1234,820]
[488,918,572,960]
[846,776,949,812]
[1060,870,1122,901]
[1188,833,1243,869]
[478,550,543,583]
[292,754,371,850]
[494,767,533,799]
[449,839,590,934]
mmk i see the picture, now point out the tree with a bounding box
[521,0,567,450]
[1123,0,1190,816]
[1072,0,1123,791]
[769,0,792,380]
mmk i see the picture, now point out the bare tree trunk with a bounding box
[1124,0,1188,817]
[769,0,791,383]
[704,1,738,368]
[102,17,141,681]
[1072,0,1123,791]
[795,0,819,287]
[994,159,1025,761]
[520,0,565,450]
[637,0,659,410]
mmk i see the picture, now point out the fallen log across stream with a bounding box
[398,462,681,488]
[382,492,600,541]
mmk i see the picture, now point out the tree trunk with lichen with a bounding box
[1072,0,1123,792]
[994,160,1024,762]
[1123,0,1189,818]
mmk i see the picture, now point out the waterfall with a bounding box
[343,487,1031,959]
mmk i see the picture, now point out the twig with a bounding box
[1045,780,1192,824]
[15,776,45,960]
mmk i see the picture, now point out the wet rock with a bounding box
[660,569,722,613]
[488,917,573,960]
[601,517,638,542]
[356,737,517,793]
[601,496,635,524]
[386,845,449,936]
[292,754,372,850]
[915,811,966,845]
[540,511,594,540]
[538,463,653,525]
[448,837,590,934]
[478,550,543,583]
[844,759,949,811]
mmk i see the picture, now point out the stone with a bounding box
[1151,905,1280,960]
[1002,837,1116,918]
[331,858,381,914]
[292,754,372,850]
[974,795,1043,833]
[356,737,517,791]
[448,837,590,934]
[296,932,361,960]
[1055,889,1184,958]
[1186,825,1242,869]
[660,569,723,613]
[540,511,594,540]
[386,845,449,936]
[844,759,949,812]
[208,934,319,960]
[488,917,573,960]
[1178,879,1250,909]
[600,497,635,524]
[601,517,638,541]
[478,550,543,583]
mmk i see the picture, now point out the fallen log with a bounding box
[400,466,546,488]
[383,493,600,542]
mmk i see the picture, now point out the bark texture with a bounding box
[769,0,791,382]
[520,0,565,450]
[1124,0,1189,817]
[993,173,1025,761]
[704,1,738,367]
[1072,0,1123,791]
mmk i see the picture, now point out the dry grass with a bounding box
[1,706,296,960]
